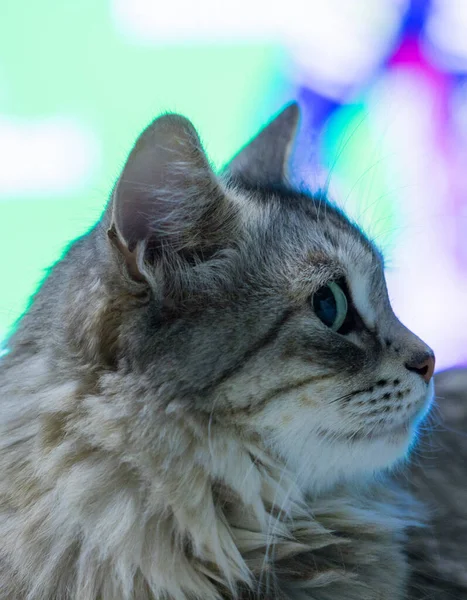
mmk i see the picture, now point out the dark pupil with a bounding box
[313,286,336,327]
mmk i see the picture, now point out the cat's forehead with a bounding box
[232,185,382,275]
[230,184,386,325]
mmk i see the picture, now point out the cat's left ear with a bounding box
[107,114,234,281]
[224,102,300,187]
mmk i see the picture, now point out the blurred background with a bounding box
[1,0,466,370]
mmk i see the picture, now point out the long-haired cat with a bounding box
[0,104,436,599]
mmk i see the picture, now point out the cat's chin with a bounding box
[265,420,417,495]
[304,435,412,495]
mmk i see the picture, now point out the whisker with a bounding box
[328,391,359,405]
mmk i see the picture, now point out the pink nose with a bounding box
[405,353,435,383]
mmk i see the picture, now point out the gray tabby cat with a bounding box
[0,103,437,600]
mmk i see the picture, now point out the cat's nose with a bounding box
[405,352,435,383]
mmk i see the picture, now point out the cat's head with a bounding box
[102,104,434,492]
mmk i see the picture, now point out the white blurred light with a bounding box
[0,117,100,198]
[368,69,467,370]
[111,0,408,98]
[426,0,467,70]
[286,0,408,98]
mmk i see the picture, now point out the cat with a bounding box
[0,103,436,600]
[407,367,467,600]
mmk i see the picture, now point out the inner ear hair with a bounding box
[107,224,146,283]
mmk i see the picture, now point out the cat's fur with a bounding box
[407,368,467,600]
[0,104,435,599]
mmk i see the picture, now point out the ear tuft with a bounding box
[107,224,146,282]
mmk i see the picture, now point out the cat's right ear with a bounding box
[107,113,234,282]
[224,102,300,187]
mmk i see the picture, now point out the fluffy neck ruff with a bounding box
[0,367,416,600]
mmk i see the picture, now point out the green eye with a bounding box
[312,281,348,332]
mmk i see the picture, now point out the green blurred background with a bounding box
[0,1,296,344]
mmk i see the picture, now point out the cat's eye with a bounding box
[312,281,348,332]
